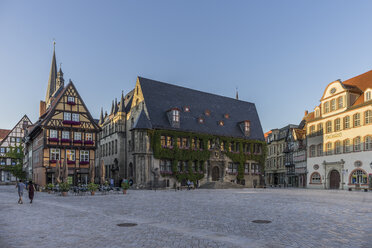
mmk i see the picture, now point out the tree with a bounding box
[2,144,26,180]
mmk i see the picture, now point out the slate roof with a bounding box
[133,110,152,129]
[138,77,265,141]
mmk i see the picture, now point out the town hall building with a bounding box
[96,77,266,188]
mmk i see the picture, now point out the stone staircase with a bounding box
[199,181,245,189]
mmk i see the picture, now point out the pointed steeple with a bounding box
[119,91,125,113]
[235,87,239,100]
[46,41,58,104]
[110,100,114,115]
[99,108,104,124]
[56,64,64,90]
[114,98,118,114]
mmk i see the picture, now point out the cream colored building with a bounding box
[307,71,372,190]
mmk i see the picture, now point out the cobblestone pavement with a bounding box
[0,186,371,248]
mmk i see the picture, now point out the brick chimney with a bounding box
[40,101,46,117]
[304,110,308,116]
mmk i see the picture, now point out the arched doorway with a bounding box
[329,170,340,189]
[212,166,219,181]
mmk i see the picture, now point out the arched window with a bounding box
[353,113,361,127]
[343,116,350,129]
[335,141,342,154]
[365,110,372,125]
[353,137,361,152]
[365,136,372,151]
[350,169,367,184]
[343,139,351,153]
[310,172,321,184]
[326,121,332,133]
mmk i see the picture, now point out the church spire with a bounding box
[114,98,118,114]
[45,41,58,104]
[110,100,114,115]
[235,87,239,100]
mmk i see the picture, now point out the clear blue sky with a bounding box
[1,1,372,132]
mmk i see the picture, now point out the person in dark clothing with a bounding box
[28,181,36,204]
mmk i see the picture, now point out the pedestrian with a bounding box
[16,179,26,204]
[187,180,191,190]
[28,180,36,204]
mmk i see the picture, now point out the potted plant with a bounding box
[59,182,70,196]
[46,183,54,193]
[121,181,129,194]
[87,183,99,195]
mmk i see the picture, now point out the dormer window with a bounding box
[184,106,190,112]
[239,120,250,136]
[315,109,320,118]
[172,109,180,122]
[218,120,224,126]
[198,117,204,124]
[167,108,180,128]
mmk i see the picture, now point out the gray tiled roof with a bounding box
[138,77,265,141]
[133,110,152,130]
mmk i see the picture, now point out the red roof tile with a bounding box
[0,129,10,141]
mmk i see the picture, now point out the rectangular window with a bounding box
[172,110,180,122]
[317,144,323,157]
[324,102,330,113]
[161,136,166,147]
[166,136,172,147]
[80,150,89,162]
[365,110,371,125]
[50,130,58,138]
[326,121,332,133]
[331,99,336,111]
[0,147,5,154]
[335,141,342,154]
[160,160,166,172]
[62,131,70,140]
[74,132,81,141]
[50,148,60,160]
[67,96,75,103]
[344,140,351,153]
[344,116,350,129]
[86,133,92,141]
[326,143,332,155]
[244,163,249,174]
[64,112,71,121]
[72,113,80,122]
[338,96,343,109]
[334,119,341,131]
[353,113,360,127]
[66,150,75,161]
[16,137,21,143]
[310,125,315,134]
[366,91,371,101]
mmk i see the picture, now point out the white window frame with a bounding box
[66,150,75,161]
[365,91,371,101]
[50,148,60,160]
[80,150,89,162]
[74,132,81,141]
[68,96,75,103]
[311,173,321,183]
[62,131,70,140]
[172,110,180,122]
[86,133,92,141]
[72,113,80,122]
[64,112,71,121]
[50,130,58,138]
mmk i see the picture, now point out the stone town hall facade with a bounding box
[96,77,266,188]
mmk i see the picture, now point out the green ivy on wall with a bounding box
[148,130,267,183]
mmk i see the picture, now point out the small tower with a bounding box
[118,91,125,113]
[56,65,64,90]
[99,108,104,125]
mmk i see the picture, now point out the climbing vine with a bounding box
[147,129,267,183]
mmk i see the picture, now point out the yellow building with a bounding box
[24,45,100,186]
[307,71,372,190]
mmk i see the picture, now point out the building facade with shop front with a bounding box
[307,71,372,190]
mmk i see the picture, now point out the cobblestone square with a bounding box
[0,186,371,248]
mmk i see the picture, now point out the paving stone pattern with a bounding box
[0,186,371,248]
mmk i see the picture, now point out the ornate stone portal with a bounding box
[322,159,345,189]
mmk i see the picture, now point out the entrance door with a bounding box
[212,166,219,181]
[329,170,340,189]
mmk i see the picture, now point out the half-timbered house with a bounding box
[24,46,100,186]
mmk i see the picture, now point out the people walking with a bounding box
[28,181,36,204]
[16,180,26,204]
[187,180,191,190]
